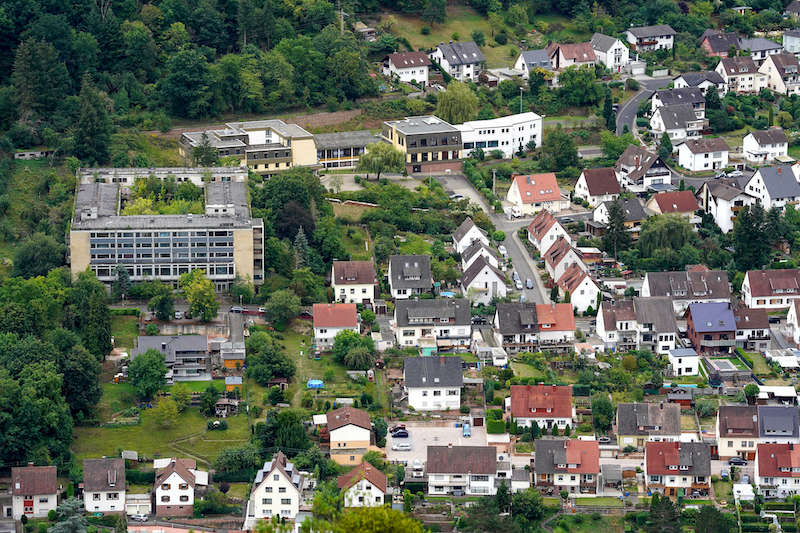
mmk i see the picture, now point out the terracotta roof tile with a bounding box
[527,210,559,242]
[511,384,573,419]
[757,443,800,478]
[337,462,387,493]
[652,190,700,214]
[327,406,371,432]
[745,269,800,298]
[511,173,561,204]
[536,303,575,332]
[645,441,711,476]
[313,303,358,328]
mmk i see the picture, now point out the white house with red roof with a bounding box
[543,236,587,281]
[755,443,800,498]
[556,263,600,314]
[510,384,574,430]
[337,462,387,507]
[313,303,359,350]
[645,442,711,497]
[154,458,208,517]
[11,465,58,520]
[573,168,621,207]
[534,439,600,494]
[741,269,800,309]
[536,303,576,346]
[505,173,567,216]
[386,51,431,84]
[527,209,570,256]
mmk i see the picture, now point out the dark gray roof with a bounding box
[787,0,800,14]
[704,181,747,202]
[495,302,538,335]
[758,406,800,439]
[404,356,463,388]
[669,348,698,358]
[389,254,432,290]
[453,217,486,244]
[132,335,208,363]
[520,49,552,69]
[754,165,800,200]
[616,402,681,436]
[205,181,250,217]
[461,240,497,264]
[785,29,800,38]
[599,197,647,222]
[718,56,759,75]
[394,298,471,328]
[314,130,378,150]
[426,445,495,475]
[655,87,705,106]
[677,70,725,87]
[83,458,126,492]
[601,463,622,482]
[655,104,699,130]
[678,442,712,476]
[436,41,486,66]
[633,296,677,333]
[749,128,788,145]
[590,33,620,52]
[645,270,731,300]
[740,37,782,52]
[534,439,569,474]
[688,302,736,333]
[75,182,119,219]
[701,32,741,53]
[461,255,505,289]
[627,24,676,38]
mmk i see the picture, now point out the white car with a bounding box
[392,442,412,451]
[498,245,508,257]
[515,280,523,290]
[130,514,149,522]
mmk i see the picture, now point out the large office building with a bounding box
[68,170,264,291]
[380,115,462,174]
[458,112,543,158]
[78,166,248,186]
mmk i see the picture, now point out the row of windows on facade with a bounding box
[419,390,459,396]
[91,493,119,500]
[408,151,459,163]
[251,162,291,170]
[398,137,458,148]
[160,495,190,502]
[261,498,292,504]
[109,176,234,183]
[92,264,234,278]
[91,251,233,260]
[91,231,233,239]
[91,241,233,250]
[317,147,366,159]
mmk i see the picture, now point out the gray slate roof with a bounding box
[83,458,126,492]
[461,255,505,289]
[436,41,486,65]
[590,33,620,52]
[740,37,782,52]
[520,49,552,70]
[461,240,497,264]
[132,335,208,363]
[600,198,647,222]
[389,254,433,290]
[754,165,800,200]
[627,24,676,38]
[677,70,725,86]
[616,402,681,436]
[749,128,788,145]
[404,356,463,388]
[677,443,712,476]
[688,302,736,333]
[394,298,471,328]
[656,104,699,130]
[655,87,706,106]
[634,296,677,334]
[453,217,486,244]
[495,302,538,335]
[758,405,800,439]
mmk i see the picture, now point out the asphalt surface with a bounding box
[615,78,671,135]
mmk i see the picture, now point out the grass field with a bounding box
[510,361,546,380]
[552,515,624,533]
[332,202,374,220]
[681,414,698,431]
[713,479,733,501]
[397,232,432,255]
[97,382,138,422]
[111,315,140,352]
[166,380,225,393]
[574,497,624,507]
[744,351,770,375]
[342,225,373,261]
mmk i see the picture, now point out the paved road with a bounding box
[578,146,603,159]
[615,78,671,135]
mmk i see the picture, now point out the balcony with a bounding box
[700,338,735,348]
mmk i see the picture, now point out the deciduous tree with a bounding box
[436,81,479,124]
[180,269,219,322]
[12,233,65,278]
[357,143,405,180]
[128,348,167,401]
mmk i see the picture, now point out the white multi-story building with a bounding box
[716,56,765,94]
[337,463,387,507]
[534,439,600,494]
[452,217,489,255]
[626,25,676,51]
[590,33,629,72]
[83,459,126,513]
[527,209,570,255]
[597,297,677,355]
[649,104,705,144]
[327,406,372,466]
[11,466,58,520]
[78,167,248,187]
[742,269,800,309]
[312,303,359,351]
[458,112,543,158]
[461,256,507,306]
[573,167,621,207]
[244,451,309,528]
[426,445,500,496]
[556,263,600,315]
[543,236,586,282]
[460,240,498,271]
[331,261,377,305]
[696,180,757,234]
[756,443,800,498]
[430,41,485,82]
[510,384,574,430]
[741,165,800,210]
[742,128,789,163]
[394,299,471,350]
[403,356,462,411]
[759,52,800,95]
[678,138,730,172]
[717,406,759,460]
[667,348,699,377]
[153,458,208,517]
[388,254,432,299]
[386,51,430,84]
[506,173,567,216]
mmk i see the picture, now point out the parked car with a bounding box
[130,514,149,522]
[391,442,412,451]
[720,469,729,479]
[515,280,523,290]
[498,245,508,257]
[174,311,183,320]
[392,429,409,438]
[728,457,747,466]
[230,306,244,313]
[449,193,464,200]
[526,278,533,289]
[389,424,407,434]
[471,315,487,325]
[728,170,743,178]
[258,307,266,313]
[463,423,471,438]
[769,316,781,324]
[512,270,520,282]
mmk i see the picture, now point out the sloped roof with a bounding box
[701,32,741,53]
[581,167,621,196]
[11,466,57,495]
[754,165,800,200]
[557,263,592,294]
[740,37,782,52]
[718,56,759,75]
[453,217,486,244]
[520,49,552,69]
[617,402,681,436]
[527,210,561,242]
[758,406,800,439]
[682,137,730,155]
[426,445,496,475]
[535,439,600,475]
[155,458,196,489]
[758,443,800,478]
[389,254,432,290]
[615,144,667,184]
[655,87,705,106]
[535,303,576,332]
[645,270,731,300]
[461,240,497,264]
[704,180,747,202]
[745,268,800,297]
[627,24,676,38]
[677,70,726,86]
[634,296,677,334]
[768,52,800,78]
[544,236,575,269]
[646,441,711,476]
[462,255,505,289]
[388,51,431,68]
[312,303,358,328]
[554,42,596,62]
[436,41,485,65]
[511,173,561,204]
[601,299,636,331]
[655,104,700,130]
[510,384,573,419]
[599,197,647,222]
[83,458,126,492]
[749,128,788,145]
[337,462,387,493]
[590,33,621,52]
[253,451,303,492]
[332,260,377,286]
[688,302,736,333]
[494,302,538,335]
[395,298,471,328]
[404,356,463,388]
[652,190,699,214]
[327,406,371,432]
[787,0,800,14]
[733,302,769,330]
[718,405,759,439]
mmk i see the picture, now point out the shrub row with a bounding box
[213,469,256,483]
[765,502,795,510]
[486,419,506,434]
[110,308,141,317]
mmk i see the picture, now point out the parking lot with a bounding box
[385,421,488,466]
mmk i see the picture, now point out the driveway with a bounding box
[386,421,488,466]
[435,174,491,211]
[616,78,671,135]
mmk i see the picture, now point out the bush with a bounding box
[486,419,506,434]
[460,405,470,414]
[493,230,506,242]
[110,308,141,317]
[625,78,640,91]
[421,26,430,35]
[47,510,57,521]
[495,33,508,45]
[126,469,156,484]
[487,408,504,420]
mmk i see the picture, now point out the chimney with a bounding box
[552,384,557,391]
[448,443,453,448]
[28,462,34,467]
[161,343,167,350]
[778,167,783,174]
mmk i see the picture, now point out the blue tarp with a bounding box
[307,379,324,389]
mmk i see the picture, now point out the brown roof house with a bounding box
[616,402,681,450]
[677,137,730,173]
[153,458,208,517]
[716,406,758,460]
[426,445,501,496]
[331,261,377,304]
[11,465,58,520]
[83,458,126,513]
[641,268,731,313]
[327,406,372,466]
[337,462,387,507]
[734,303,770,352]
[313,303,359,350]
[573,167,621,207]
[615,145,672,189]
[742,268,800,310]
[759,53,800,95]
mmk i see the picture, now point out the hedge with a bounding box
[735,347,754,368]
[110,308,141,317]
[783,524,797,532]
[765,502,795,510]
[740,525,770,533]
[486,419,506,434]
[87,516,119,527]
[739,514,761,523]
[213,469,256,483]
[573,384,591,397]
[487,409,503,421]
[125,469,155,484]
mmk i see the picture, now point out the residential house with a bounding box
[543,236,586,282]
[644,441,711,498]
[534,439,600,494]
[651,88,706,118]
[388,254,433,299]
[327,406,372,466]
[573,167,621,207]
[458,112,543,158]
[11,466,58,520]
[527,209,570,255]
[430,41,485,82]
[673,70,727,96]
[83,459,125,513]
[220,341,245,370]
[505,173,567,216]
[386,51,430,84]
[641,269,732,314]
[380,115,461,175]
[677,137,730,172]
[460,240,499,271]
[755,443,800,498]
[154,458,208,517]
[615,144,672,189]
[783,29,800,56]
[426,445,499,496]
[645,190,701,225]
[337,463,386,507]
[132,335,210,383]
[716,56,765,93]
[511,469,531,493]
[741,37,783,65]
[632,296,679,355]
[510,384,574,430]
[403,356,463,411]
[786,0,800,19]
[461,256,507,306]
[742,165,800,209]
[757,386,799,406]
[244,451,308,527]
[686,302,736,354]
[742,269,800,309]
[534,303,576,350]
[493,302,539,354]
[742,128,789,163]
[696,180,757,233]
[616,402,682,449]
[596,299,638,353]
[759,406,800,444]
[649,104,705,144]
[331,261,377,304]
[592,198,648,240]
[556,263,600,314]
[513,49,553,79]
[787,299,800,344]
[759,52,800,95]
[734,303,770,352]
[313,303,359,351]
[546,42,596,70]
[699,31,741,58]
[394,298,471,351]
[668,348,699,377]
[452,216,489,255]
[626,25,676,51]
[590,33,629,72]
[717,406,759,460]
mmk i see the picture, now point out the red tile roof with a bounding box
[11,466,57,495]
[155,458,195,489]
[581,168,621,196]
[510,384,573,419]
[652,190,699,214]
[733,303,769,331]
[536,303,576,332]
[555,42,597,62]
[563,440,600,474]
[745,269,800,298]
[332,261,377,286]
[512,173,561,204]
[544,236,574,269]
[527,210,559,243]
[337,462,387,493]
[388,51,431,68]
[327,406,371,432]
[757,443,800,478]
[313,303,358,328]
[645,442,711,477]
[557,263,590,294]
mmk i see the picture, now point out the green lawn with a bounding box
[342,225,373,261]
[713,479,733,501]
[226,483,250,500]
[552,515,624,533]
[511,361,546,380]
[744,351,771,375]
[515,442,534,453]
[397,232,432,255]
[166,380,225,393]
[574,497,624,507]
[97,382,138,422]
[111,315,140,352]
